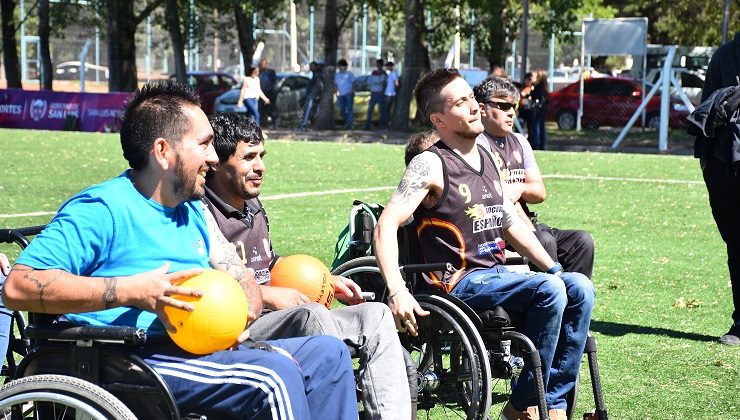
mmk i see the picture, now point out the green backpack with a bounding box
[330,200,385,271]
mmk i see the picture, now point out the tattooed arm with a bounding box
[202,201,263,322]
[2,264,202,317]
[373,151,442,334]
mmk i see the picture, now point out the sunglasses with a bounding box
[483,101,517,112]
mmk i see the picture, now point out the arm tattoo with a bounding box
[102,277,118,309]
[394,156,429,204]
[17,266,54,313]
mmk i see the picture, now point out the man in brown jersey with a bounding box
[473,76,595,278]
[374,68,594,420]
[203,112,413,420]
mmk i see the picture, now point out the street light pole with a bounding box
[721,0,730,45]
[520,0,529,84]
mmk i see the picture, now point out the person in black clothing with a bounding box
[697,32,740,346]
[529,70,549,150]
[258,58,278,127]
[299,61,325,129]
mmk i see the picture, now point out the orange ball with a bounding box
[270,254,335,309]
[164,269,249,355]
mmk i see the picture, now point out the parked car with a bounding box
[170,71,238,115]
[546,77,690,130]
[55,61,109,81]
[644,67,705,105]
[213,73,310,123]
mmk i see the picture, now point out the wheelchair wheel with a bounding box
[0,374,136,420]
[331,256,387,302]
[407,294,492,420]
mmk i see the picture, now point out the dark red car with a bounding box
[169,71,238,115]
[546,77,690,130]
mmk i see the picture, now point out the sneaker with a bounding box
[718,325,740,346]
[500,402,538,420]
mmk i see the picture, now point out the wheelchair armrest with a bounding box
[400,262,455,274]
[25,324,148,346]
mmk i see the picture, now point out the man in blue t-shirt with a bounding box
[335,59,355,129]
[3,81,358,419]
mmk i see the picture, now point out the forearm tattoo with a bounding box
[102,277,118,309]
[394,156,429,204]
[14,266,53,312]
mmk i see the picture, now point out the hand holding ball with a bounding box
[164,269,249,355]
[270,254,334,309]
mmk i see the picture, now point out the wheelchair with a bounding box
[0,226,207,419]
[331,216,607,420]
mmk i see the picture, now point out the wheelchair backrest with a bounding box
[330,200,384,271]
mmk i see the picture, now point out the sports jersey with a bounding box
[16,171,211,334]
[413,142,508,292]
[477,131,536,184]
[203,187,274,284]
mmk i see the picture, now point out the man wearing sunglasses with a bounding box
[374,68,594,420]
[474,76,595,279]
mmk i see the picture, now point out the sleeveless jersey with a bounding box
[413,142,507,292]
[482,132,527,184]
[204,188,274,284]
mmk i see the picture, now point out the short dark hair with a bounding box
[404,130,439,165]
[385,61,394,67]
[337,59,348,67]
[209,112,264,163]
[414,68,462,125]
[120,80,201,170]
[376,58,384,66]
[473,76,520,103]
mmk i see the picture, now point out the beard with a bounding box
[173,154,205,202]
[454,124,484,140]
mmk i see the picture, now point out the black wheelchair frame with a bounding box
[331,219,608,420]
[0,225,189,420]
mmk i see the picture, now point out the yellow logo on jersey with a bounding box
[464,204,487,220]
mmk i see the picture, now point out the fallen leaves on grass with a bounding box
[673,297,702,309]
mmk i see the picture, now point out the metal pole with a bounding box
[353,19,358,68]
[469,11,475,69]
[309,5,314,62]
[511,40,516,79]
[549,30,555,92]
[453,5,460,69]
[146,16,152,81]
[20,0,26,81]
[377,4,382,59]
[721,0,730,45]
[361,1,367,74]
[520,0,529,84]
[95,15,100,82]
[658,47,676,151]
[188,0,194,72]
[578,20,585,132]
[289,2,298,71]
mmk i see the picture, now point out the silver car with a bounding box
[213,73,310,124]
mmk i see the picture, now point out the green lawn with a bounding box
[0,128,737,419]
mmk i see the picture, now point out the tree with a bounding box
[392,0,428,130]
[38,0,51,90]
[1,0,22,88]
[106,0,163,92]
[164,0,187,84]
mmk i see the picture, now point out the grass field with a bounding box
[0,128,738,419]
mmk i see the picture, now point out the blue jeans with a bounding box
[243,98,260,126]
[450,266,594,410]
[530,110,547,150]
[337,94,354,128]
[0,272,12,361]
[365,92,386,129]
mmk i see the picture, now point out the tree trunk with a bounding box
[392,0,428,130]
[1,0,22,88]
[486,2,507,74]
[323,0,338,67]
[106,0,138,92]
[234,1,254,71]
[38,0,52,90]
[315,0,338,130]
[165,0,187,84]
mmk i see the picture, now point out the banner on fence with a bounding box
[0,89,130,132]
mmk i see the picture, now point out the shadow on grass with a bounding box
[590,320,717,342]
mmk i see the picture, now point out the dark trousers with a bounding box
[533,224,595,279]
[703,158,740,325]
